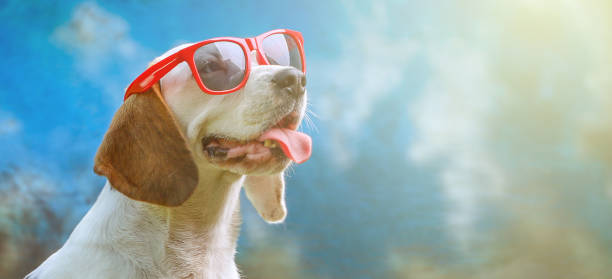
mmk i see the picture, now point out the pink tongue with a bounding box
[259,128,312,164]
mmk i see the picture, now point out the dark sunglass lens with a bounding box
[194,41,246,91]
[262,34,303,71]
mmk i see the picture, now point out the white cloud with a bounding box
[409,39,506,248]
[409,0,612,255]
[53,2,142,72]
[0,111,22,136]
[311,1,418,168]
[52,2,153,104]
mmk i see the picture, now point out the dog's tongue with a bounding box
[259,128,312,164]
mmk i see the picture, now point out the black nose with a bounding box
[271,68,306,98]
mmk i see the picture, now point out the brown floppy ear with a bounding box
[244,172,287,223]
[94,83,198,206]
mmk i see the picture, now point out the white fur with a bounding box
[27,44,307,279]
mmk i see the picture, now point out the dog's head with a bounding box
[93,44,311,223]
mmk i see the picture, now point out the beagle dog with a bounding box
[26,42,311,279]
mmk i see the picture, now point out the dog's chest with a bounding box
[157,197,242,278]
[105,187,241,279]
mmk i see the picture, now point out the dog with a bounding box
[26,38,311,279]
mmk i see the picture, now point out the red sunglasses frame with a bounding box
[124,29,306,101]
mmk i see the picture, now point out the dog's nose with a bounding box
[271,68,306,98]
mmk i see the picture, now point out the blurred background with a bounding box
[2,0,612,278]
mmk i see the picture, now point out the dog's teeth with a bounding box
[264,139,273,147]
[263,139,277,148]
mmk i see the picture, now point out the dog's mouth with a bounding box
[201,111,312,166]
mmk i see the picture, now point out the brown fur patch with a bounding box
[94,83,198,206]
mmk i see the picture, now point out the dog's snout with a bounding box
[271,68,306,97]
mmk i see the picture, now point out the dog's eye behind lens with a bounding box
[194,41,246,91]
[199,61,224,74]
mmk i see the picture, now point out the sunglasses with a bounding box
[124,29,306,100]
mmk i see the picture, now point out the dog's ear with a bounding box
[94,83,198,206]
[244,172,287,223]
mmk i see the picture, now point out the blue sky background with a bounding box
[2,0,612,278]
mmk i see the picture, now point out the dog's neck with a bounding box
[73,168,244,279]
[162,169,243,278]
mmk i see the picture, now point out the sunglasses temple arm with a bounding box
[124,54,182,101]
